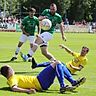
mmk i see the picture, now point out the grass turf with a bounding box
[0,32,96,96]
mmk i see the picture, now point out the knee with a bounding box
[53,60,61,65]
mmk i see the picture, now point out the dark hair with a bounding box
[0,66,9,77]
[50,3,57,7]
[82,46,89,52]
[28,7,36,13]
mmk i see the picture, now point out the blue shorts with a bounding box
[37,65,56,90]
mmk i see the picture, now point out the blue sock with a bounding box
[56,64,65,88]
[37,62,50,67]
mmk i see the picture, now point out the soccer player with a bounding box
[20,3,66,61]
[31,44,89,75]
[10,7,40,61]
[0,61,85,94]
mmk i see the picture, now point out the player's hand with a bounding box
[27,89,36,94]
[23,32,30,36]
[62,35,67,41]
[43,16,48,19]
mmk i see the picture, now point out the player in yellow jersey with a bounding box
[32,44,89,75]
[0,61,86,94]
[59,44,89,74]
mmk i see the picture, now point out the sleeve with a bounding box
[21,17,26,26]
[41,9,48,16]
[7,76,18,87]
[36,18,39,26]
[58,15,62,24]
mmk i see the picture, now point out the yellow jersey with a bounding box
[7,75,42,91]
[66,52,88,74]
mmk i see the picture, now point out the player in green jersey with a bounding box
[10,7,40,61]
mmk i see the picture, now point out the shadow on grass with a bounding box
[0,87,11,91]
[38,89,78,94]
[0,60,24,63]
[15,71,39,74]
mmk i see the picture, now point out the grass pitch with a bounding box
[0,32,96,96]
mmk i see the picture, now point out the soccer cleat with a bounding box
[60,85,75,94]
[72,77,86,88]
[10,57,17,61]
[20,52,28,61]
[31,58,37,69]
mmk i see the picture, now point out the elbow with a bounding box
[11,86,17,92]
[11,87,16,92]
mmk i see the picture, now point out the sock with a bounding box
[13,47,20,57]
[37,62,50,67]
[28,49,34,56]
[15,47,20,54]
[56,64,65,88]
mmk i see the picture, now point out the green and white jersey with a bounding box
[22,16,39,36]
[41,9,62,34]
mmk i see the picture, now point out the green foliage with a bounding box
[0,0,96,21]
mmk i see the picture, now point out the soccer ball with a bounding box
[41,19,52,30]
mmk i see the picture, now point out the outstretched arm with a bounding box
[11,85,36,94]
[59,44,74,56]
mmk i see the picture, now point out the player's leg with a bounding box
[61,64,77,84]
[37,62,56,90]
[10,34,27,61]
[40,45,56,61]
[55,61,76,93]
[20,35,43,61]
[24,36,35,62]
[31,32,53,56]
[20,32,53,61]
[31,57,51,69]
[62,63,86,88]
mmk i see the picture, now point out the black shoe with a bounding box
[31,58,37,69]
[72,77,86,88]
[10,57,17,61]
[60,85,75,94]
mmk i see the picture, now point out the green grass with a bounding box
[0,32,96,96]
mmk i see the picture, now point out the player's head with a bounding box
[0,65,14,78]
[50,3,57,15]
[80,46,89,56]
[28,7,36,17]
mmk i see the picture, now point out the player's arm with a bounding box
[70,64,83,71]
[60,21,66,41]
[21,24,30,36]
[11,85,36,94]
[59,44,74,56]
[37,24,41,34]
[38,16,48,21]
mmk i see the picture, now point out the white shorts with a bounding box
[39,32,53,46]
[19,34,35,44]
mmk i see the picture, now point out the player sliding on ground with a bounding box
[31,44,89,75]
[0,61,86,94]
